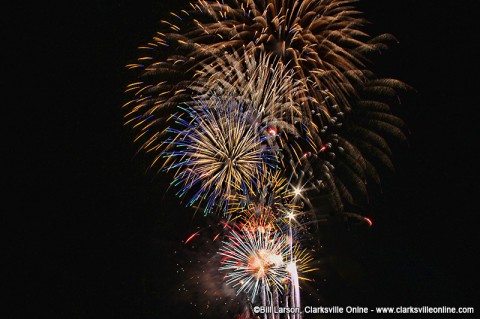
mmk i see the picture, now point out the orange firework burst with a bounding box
[124,0,409,215]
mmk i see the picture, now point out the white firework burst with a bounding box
[219,226,290,303]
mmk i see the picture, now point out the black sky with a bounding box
[8,0,480,318]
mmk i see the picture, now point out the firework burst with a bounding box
[162,96,275,213]
[219,220,316,306]
[124,0,408,215]
[219,225,290,303]
[191,50,308,137]
[124,1,409,317]
[229,170,298,218]
[125,0,395,145]
[192,50,322,173]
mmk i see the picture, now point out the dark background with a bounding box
[9,0,479,318]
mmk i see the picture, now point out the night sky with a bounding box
[9,0,479,318]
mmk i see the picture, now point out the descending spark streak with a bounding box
[185,232,200,244]
[287,262,301,319]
